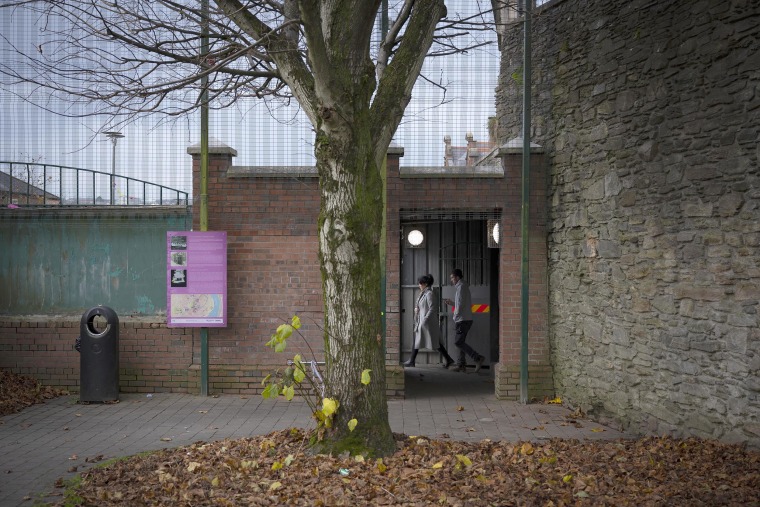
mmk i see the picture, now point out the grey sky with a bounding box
[1,1,502,195]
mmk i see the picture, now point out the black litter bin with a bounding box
[79,306,119,402]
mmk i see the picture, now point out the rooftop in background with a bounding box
[443,132,499,167]
[0,169,60,205]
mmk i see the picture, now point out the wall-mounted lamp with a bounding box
[487,219,500,248]
[404,226,426,248]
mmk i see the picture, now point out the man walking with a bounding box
[443,268,485,373]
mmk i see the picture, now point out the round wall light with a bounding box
[407,229,424,247]
[487,219,501,248]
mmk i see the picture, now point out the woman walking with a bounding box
[404,274,455,368]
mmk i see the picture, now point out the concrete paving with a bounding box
[0,366,635,506]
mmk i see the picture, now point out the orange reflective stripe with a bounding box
[471,304,490,313]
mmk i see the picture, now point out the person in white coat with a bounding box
[404,274,455,368]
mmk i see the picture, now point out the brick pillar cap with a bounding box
[499,137,544,155]
[387,144,404,157]
[186,138,237,157]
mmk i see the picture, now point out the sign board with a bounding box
[166,231,227,327]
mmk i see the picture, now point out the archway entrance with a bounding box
[399,210,500,380]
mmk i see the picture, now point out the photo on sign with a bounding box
[170,269,187,287]
[171,251,187,266]
[170,235,187,250]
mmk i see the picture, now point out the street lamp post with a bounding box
[104,131,124,205]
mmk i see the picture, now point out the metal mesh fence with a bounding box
[0,1,502,198]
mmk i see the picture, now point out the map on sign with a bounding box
[170,294,224,319]
[167,231,227,327]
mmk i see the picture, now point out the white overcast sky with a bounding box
[0,1,503,194]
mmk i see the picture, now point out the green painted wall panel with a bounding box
[0,208,191,315]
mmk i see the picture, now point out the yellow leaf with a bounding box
[211,477,219,487]
[361,369,372,385]
[283,385,295,401]
[187,462,201,473]
[456,454,472,467]
[291,315,301,329]
[269,481,282,491]
[456,406,465,412]
[276,323,293,340]
[432,461,444,469]
[354,455,365,463]
[322,398,338,417]
[591,428,605,433]
[271,461,283,471]
[520,443,534,455]
[376,459,387,473]
[284,454,295,466]
[547,397,562,404]
[563,474,573,483]
[348,419,358,432]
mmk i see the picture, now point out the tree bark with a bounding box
[315,117,394,455]
[298,0,445,457]
[170,0,446,457]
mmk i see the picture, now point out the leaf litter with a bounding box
[2,371,758,505]
[56,429,759,506]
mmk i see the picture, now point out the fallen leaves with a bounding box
[56,429,760,506]
[0,370,67,416]
[3,371,758,506]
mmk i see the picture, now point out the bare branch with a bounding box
[370,0,446,160]
[376,0,413,82]
[1,0,504,132]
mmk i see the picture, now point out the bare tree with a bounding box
[0,0,519,456]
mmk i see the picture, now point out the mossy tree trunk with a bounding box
[219,0,446,456]
[315,121,392,455]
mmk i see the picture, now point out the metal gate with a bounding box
[400,211,500,367]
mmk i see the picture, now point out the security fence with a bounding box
[1,162,189,207]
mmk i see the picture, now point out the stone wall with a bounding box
[496,0,759,444]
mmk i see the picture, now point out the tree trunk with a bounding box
[314,112,395,457]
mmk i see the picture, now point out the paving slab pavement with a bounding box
[0,366,635,506]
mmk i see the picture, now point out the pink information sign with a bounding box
[167,231,227,327]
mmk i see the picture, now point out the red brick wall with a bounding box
[1,144,551,400]
[189,149,326,395]
[0,317,194,393]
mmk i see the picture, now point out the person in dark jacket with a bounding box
[443,269,485,373]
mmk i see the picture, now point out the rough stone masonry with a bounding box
[496,0,759,446]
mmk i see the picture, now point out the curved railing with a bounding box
[0,162,189,207]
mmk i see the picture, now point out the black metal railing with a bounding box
[0,162,189,207]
